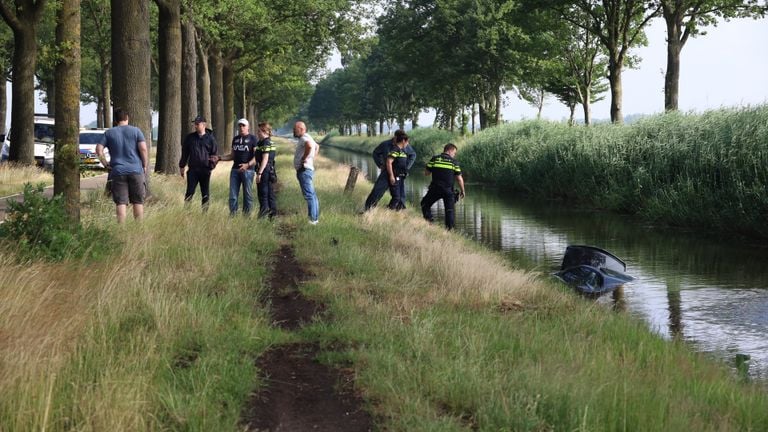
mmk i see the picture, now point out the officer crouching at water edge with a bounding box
[421,143,465,230]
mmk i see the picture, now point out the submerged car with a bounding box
[79,128,109,168]
[553,245,634,296]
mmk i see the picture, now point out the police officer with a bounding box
[363,129,410,211]
[386,133,410,210]
[420,143,465,230]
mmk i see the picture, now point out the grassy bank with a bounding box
[460,106,768,237]
[2,140,767,431]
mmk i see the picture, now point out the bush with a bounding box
[0,183,115,261]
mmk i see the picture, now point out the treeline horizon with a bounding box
[306,0,766,135]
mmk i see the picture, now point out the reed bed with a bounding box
[461,105,768,236]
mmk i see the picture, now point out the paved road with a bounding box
[0,173,109,222]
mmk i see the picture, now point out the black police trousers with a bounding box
[420,186,456,230]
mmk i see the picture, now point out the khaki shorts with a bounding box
[111,173,146,205]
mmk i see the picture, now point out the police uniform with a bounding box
[387,146,409,210]
[421,152,462,229]
[255,136,277,218]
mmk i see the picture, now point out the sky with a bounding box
[7,14,767,129]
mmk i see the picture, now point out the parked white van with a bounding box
[0,114,55,170]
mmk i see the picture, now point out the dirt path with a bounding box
[240,243,373,431]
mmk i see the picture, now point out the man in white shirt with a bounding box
[293,121,319,224]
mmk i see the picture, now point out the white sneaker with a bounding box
[309,220,319,225]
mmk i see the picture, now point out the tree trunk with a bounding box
[111,0,152,146]
[0,71,6,135]
[53,0,81,222]
[608,57,623,124]
[478,105,487,130]
[249,103,258,125]
[101,62,111,126]
[154,0,182,174]
[495,86,502,126]
[664,12,682,111]
[222,62,235,152]
[41,79,55,116]
[1,0,47,164]
[196,38,211,126]
[209,50,224,142]
[582,85,592,126]
[8,26,38,164]
[181,15,197,134]
[471,103,476,134]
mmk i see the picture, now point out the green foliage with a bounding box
[407,128,461,160]
[461,105,768,236]
[0,183,114,261]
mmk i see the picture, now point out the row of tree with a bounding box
[306,0,766,134]
[0,0,365,221]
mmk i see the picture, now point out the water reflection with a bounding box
[322,145,768,378]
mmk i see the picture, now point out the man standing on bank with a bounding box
[97,108,149,223]
[219,118,257,216]
[420,143,466,230]
[179,116,218,211]
[255,121,277,218]
[293,120,320,224]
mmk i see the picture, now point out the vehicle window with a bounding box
[34,124,55,143]
[79,133,105,145]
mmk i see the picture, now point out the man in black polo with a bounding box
[420,143,466,230]
[179,116,219,211]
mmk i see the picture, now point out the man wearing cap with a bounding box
[219,118,257,216]
[179,116,219,211]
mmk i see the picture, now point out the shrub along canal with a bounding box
[323,144,768,379]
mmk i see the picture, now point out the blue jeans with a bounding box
[229,168,254,215]
[296,169,319,222]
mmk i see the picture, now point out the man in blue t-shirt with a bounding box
[97,108,149,223]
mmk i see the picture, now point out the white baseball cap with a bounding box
[237,118,249,127]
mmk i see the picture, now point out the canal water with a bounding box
[322,144,768,379]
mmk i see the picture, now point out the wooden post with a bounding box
[344,166,360,193]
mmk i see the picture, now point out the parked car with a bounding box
[79,128,108,169]
[0,114,55,170]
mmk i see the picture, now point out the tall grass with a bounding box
[461,105,768,236]
[0,170,283,431]
[0,163,52,197]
